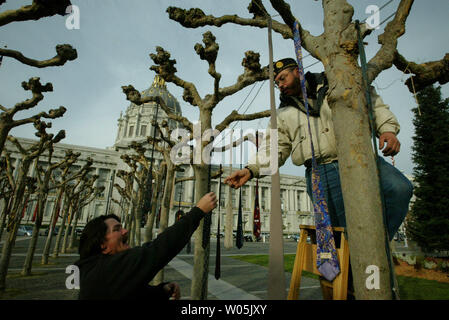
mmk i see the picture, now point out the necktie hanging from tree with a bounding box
[215,164,222,279]
[236,133,244,249]
[253,131,261,240]
[202,136,215,249]
[292,20,340,282]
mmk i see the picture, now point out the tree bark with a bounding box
[52,195,71,258]
[22,196,46,276]
[0,161,31,291]
[152,163,176,285]
[41,188,63,265]
[190,163,210,300]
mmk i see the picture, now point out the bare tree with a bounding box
[0,120,60,291]
[66,184,105,253]
[0,0,77,153]
[40,154,90,265]
[164,0,449,299]
[0,151,14,240]
[113,171,133,229]
[52,159,95,258]
[60,174,101,254]
[120,150,148,247]
[21,136,72,276]
[0,78,66,154]
[144,161,166,242]
[123,29,270,299]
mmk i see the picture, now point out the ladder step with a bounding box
[288,225,351,300]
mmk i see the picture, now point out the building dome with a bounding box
[114,75,182,148]
[140,75,182,115]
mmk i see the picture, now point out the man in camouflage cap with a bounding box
[225,57,413,242]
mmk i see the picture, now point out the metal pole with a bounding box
[267,16,286,300]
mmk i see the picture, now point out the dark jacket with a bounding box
[74,206,206,300]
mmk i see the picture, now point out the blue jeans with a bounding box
[305,157,413,241]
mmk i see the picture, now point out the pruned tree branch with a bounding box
[393,51,449,92]
[149,46,203,107]
[0,44,77,68]
[12,77,53,114]
[217,51,269,104]
[212,131,262,152]
[175,167,223,184]
[366,0,414,84]
[195,31,221,104]
[215,109,270,132]
[166,5,292,39]
[0,0,71,27]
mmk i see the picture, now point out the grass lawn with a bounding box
[230,254,449,300]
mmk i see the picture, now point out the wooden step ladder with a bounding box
[288,225,351,300]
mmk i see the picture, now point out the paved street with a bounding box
[0,234,323,300]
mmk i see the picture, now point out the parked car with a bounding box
[75,227,83,237]
[291,234,300,242]
[244,234,253,242]
[44,226,59,236]
[17,226,32,236]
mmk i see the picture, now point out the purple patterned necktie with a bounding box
[292,20,340,281]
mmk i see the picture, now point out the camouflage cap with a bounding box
[273,58,298,77]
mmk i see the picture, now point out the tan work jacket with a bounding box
[247,89,400,178]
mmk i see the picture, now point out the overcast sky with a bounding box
[1,0,448,177]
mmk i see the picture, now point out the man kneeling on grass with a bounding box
[75,192,217,300]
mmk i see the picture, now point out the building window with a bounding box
[128,126,134,137]
[140,125,147,136]
[242,186,248,210]
[261,187,268,211]
[281,189,287,211]
[220,183,226,208]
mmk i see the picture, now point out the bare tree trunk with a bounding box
[224,180,234,249]
[0,220,20,291]
[0,124,11,156]
[42,189,63,264]
[68,208,81,252]
[325,55,393,299]
[129,204,136,248]
[52,195,70,258]
[191,163,210,300]
[61,201,77,254]
[135,195,143,247]
[145,165,166,243]
[144,187,158,242]
[0,197,11,241]
[22,197,46,276]
[152,163,175,285]
[0,174,28,291]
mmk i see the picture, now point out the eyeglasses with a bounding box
[274,69,292,89]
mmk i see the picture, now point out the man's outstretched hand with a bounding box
[224,168,251,189]
[196,192,218,213]
[164,282,180,300]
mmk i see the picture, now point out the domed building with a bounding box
[114,75,182,149]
